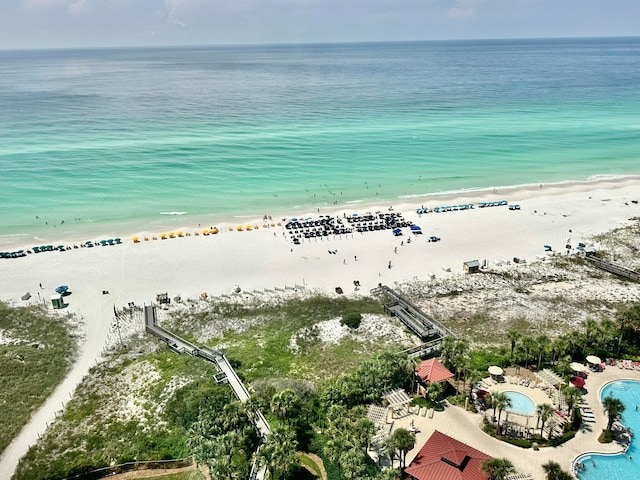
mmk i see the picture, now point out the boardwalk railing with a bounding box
[586,255,640,282]
[371,285,453,353]
[144,305,271,447]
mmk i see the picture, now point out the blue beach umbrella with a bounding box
[55,285,69,294]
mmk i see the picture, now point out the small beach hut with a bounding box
[463,260,480,273]
[50,294,64,309]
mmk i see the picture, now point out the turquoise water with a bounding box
[504,391,535,415]
[576,380,640,479]
[1,38,640,246]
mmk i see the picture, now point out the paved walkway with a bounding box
[383,365,638,479]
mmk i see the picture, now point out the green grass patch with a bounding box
[0,302,78,453]
[13,346,229,480]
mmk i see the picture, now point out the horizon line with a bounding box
[2,34,639,54]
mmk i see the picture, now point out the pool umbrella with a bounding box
[488,366,503,376]
[55,285,69,294]
[570,362,587,372]
[570,376,585,388]
[586,355,602,365]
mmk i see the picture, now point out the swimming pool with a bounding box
[575,380,640,479]
[504,391,535,415]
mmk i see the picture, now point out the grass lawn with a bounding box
[0,302,78,454]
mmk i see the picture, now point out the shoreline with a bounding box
[1,175,639,478]
[3,174,640,252]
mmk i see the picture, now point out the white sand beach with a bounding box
[1,176,640,477]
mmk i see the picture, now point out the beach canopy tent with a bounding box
[55,285,69,294]
[570,362,588,373]
[392,228,403,236]
[410,225,422,231]
[570,376,586,388]
[405,430,492,480]
[488,366,503,376]
[586,355,602,365]
[544,245,553,251]
[416,358,454,384]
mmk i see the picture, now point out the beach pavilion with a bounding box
[405,430,492,480]
[415,358,454,397]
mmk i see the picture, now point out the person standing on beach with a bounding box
[388,260,392,269]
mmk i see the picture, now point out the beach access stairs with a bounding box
[144,305,270,480]
[370,285,453,356]
[585,255,640,283]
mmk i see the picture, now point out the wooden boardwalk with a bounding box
[586,255,640,282]
[144,305,270,480]
[371,285,453,356]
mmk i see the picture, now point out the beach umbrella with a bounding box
[488,366,503,376]
[410,225,422,231]
[586,355,602,365]
[55,285,69,294]
[570,376,585,388]
[570,362,587,373]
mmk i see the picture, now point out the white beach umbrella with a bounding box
[586,355,602,365]
[488,366,503,376]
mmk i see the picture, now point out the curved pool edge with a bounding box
[572,378,640,477]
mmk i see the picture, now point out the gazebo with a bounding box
[405,430,492,480]
[415,358,454,397]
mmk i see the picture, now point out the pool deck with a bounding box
[378,365,638,479]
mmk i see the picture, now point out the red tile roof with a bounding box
[415,358,454,383]
[405,430,492,480]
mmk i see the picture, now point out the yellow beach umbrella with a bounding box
[202,229,209,235]
[201,292,208,299]
[168,232,175,238]
[237,226,244,231]
[131,236,139,243]
[245,225,252,231]
[160,233,167,239]
[177,231,183,237]
[210,227,218,234]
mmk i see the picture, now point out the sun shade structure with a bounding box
[570,376,586,388]
[534,369,565,386]
[488,366,503,376]
[570,362,587,373]
[586,355,602,365]
[416,358,454,384]
[405,430,492,480]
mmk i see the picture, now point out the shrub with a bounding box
[341,312,362,329]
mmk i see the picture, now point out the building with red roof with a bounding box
[416,358,454,384]
[405,430,492,480]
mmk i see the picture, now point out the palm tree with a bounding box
[481,458,516,480]
[521,336,535,369]
[561,386,583,420]
[542,460,573,480]
[536,403,554,437]
[340,448,366,479]
[582,318,599,354]
[427,381,444,405]
[602,395,626,432]
[616,304,640,356]
[391,428,416,468]
[507,329,521,359]
[271,389,299,423]
[492,392,512,434]
[535,334,549,370]
[257,425,298,480]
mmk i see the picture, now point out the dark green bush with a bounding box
[341,312,362,329]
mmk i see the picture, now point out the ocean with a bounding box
[1,37,639,247]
